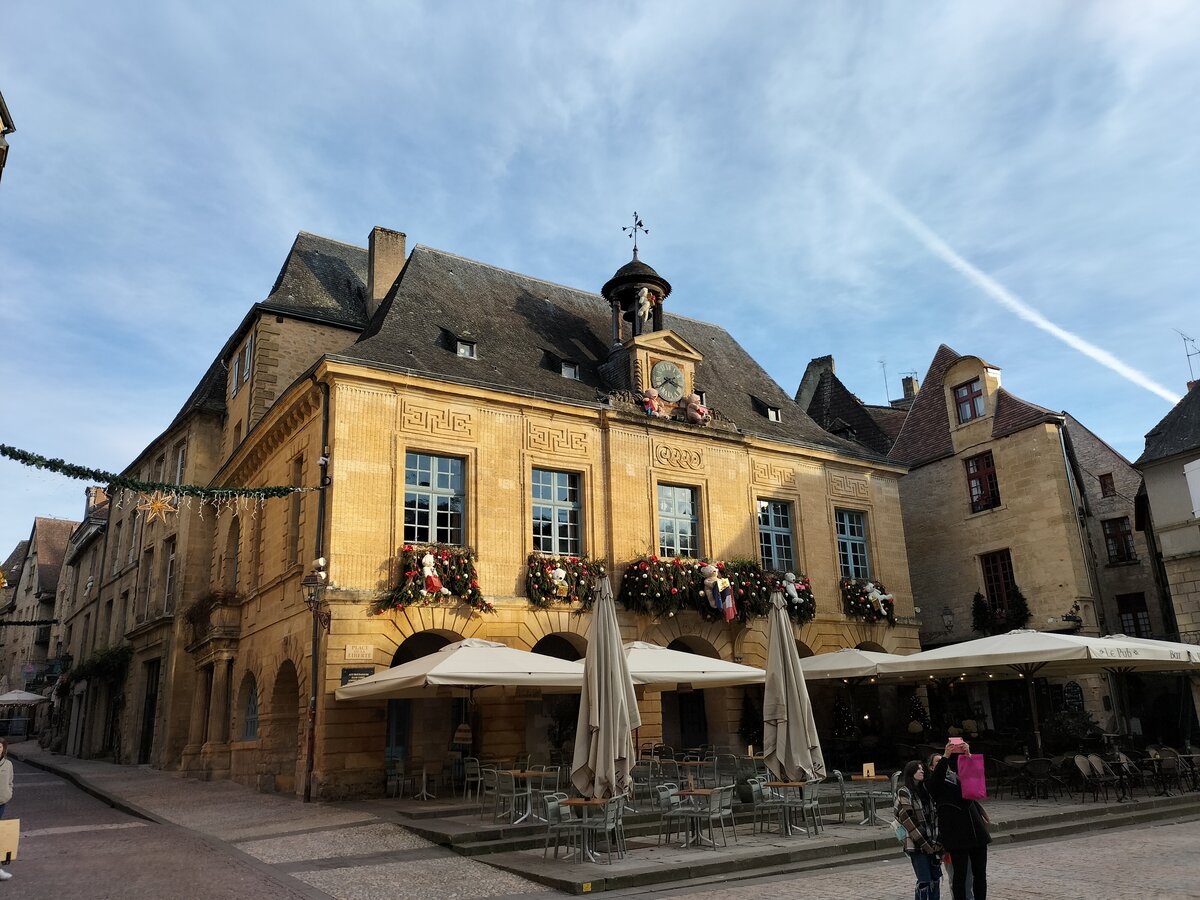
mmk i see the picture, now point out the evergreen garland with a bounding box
[839,577,895,626]
[524,553,606,610]
[371,543,493,615]
[0,443,306,499]
[617,556,814,624]
[972,587,1032,635]
[55,644,133,698]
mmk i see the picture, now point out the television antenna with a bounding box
[1174,329,1199,381]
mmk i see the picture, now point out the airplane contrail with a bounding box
[843,162,1182,406]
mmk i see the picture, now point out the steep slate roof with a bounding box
[887,344,960,467]
[991,388,1061,439]
[160,356,227,437]
[888,344,1062,468]
[864,404,909,442]
[31,517,79,595]
[1137,384,1200,466]
[801,367,897,455]
[2,541,28,589]
[262,231,370,329]
[340,246,869,454]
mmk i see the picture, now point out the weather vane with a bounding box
[623,211,648,257]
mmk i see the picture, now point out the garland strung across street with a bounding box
[0,443,317,520]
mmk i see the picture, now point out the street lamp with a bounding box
[302,559,329,804]
[941,606,955,633]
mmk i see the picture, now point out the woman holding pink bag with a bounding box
[927,739,990,900]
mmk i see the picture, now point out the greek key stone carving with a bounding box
[401,402,474,438]
[753,461,795,487]
[653,442,703,470]
[828,471,870,500]
[526,422,589,455]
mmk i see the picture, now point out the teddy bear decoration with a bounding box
[642,387,671,418]
[421,552,452,597]
[682,393,711,426]
[550,566,569,598]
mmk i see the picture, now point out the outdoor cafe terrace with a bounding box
[355,748,1200,895]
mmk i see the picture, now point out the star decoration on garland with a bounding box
[137,490,178,524]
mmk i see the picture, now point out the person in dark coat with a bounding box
[894,759,943,899]
[926,740,989,900]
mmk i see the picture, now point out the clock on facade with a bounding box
[650,360,685,403]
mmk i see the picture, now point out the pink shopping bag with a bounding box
[958,753,987,800]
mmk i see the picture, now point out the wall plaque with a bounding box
[344,644,374,662]
[341,667,375,686]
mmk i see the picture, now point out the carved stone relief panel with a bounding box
[752,461,796,488]
[401,401,474,439]
[827,469,870,502]
[652,441,703,471]
[526,421,589,456]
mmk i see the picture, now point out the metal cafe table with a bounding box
[763,781,808,836]
[849,774,890,825]
[675,788,720,847]
[560,797,609,862]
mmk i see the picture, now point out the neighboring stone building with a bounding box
[126,226,917,798]
[1136,382,1200,646]
[0,517,77,691]
[803,345,1179,740]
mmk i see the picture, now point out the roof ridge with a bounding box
[411,245,599,300]
[295,230,368,252]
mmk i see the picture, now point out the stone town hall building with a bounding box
[50,227,918,797]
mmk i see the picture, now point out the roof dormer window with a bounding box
[767,406,782,422]
[751,395,782,422]
[561,361,580,380]
[456,340,477,359]
[953,377,985,424]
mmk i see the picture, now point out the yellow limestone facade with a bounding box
[196,350,918,798]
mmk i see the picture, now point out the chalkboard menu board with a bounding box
[1063,680,1084,712]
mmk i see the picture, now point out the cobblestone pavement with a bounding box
[612,818,1200,899]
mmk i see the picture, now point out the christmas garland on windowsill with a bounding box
[525,553,607,610]
[840,577,895,626]
[371,543,493,615]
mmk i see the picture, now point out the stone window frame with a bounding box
[403,451,466,546]
[531,468,582,556]
[657,483,700,558]
[757,498,796,574]
[964,450,1002,514]
[834,508,871,579]
[952,377,985,424]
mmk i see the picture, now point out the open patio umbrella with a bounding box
[763,591,825,782]
[876,630,1190,755]
[623,641,766,690]
[333,638,584,700]
[1101,635,1200,664]
[571,574,640,799]
[0,690,50,705]
[798,647,908,682]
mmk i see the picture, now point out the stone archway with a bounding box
[795,639,815,659]
[660,635,732,751]
[530,632,587,758]
[532,632,585,661]
[386,629,464,764]
[264,660,300,793]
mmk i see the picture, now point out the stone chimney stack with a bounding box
[367,226,407,321]
[902,375,919,400]
[1188,379,1199,393]
[85,486,108,514]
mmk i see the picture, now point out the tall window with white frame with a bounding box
[532,468,581,555]
[173,440,187,484]
[757,499,795,573]
[834,509,870,579]
[657,484,700,558]
[404,452,465,545]
[162,537,177,614]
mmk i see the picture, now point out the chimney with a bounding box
[902,375,919,400]
[85,486,108,514]
[1189,380,1199,393]
[367,226,407,321]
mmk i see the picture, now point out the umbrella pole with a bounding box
[1025,677,1043,757]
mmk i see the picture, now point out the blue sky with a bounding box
[2,1,1198,556]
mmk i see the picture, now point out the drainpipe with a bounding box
[303,376,331,803]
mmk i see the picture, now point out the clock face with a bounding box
[650,360,685,403]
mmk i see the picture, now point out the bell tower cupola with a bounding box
[601,212,672,346]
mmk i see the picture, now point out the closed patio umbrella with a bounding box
[763,591,825,782]
[571,574,641,799]
[623,641,766,690]
[333,638,584,700]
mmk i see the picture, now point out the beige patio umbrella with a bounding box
[0,690,50,705]
[571,574,641,799]
[763,591,826,782]
[798,647,909,682]
[623,641,766,690]
[877,629,1191,755]
[333,638,584,700]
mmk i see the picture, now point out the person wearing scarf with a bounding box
[895,758,943,899]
